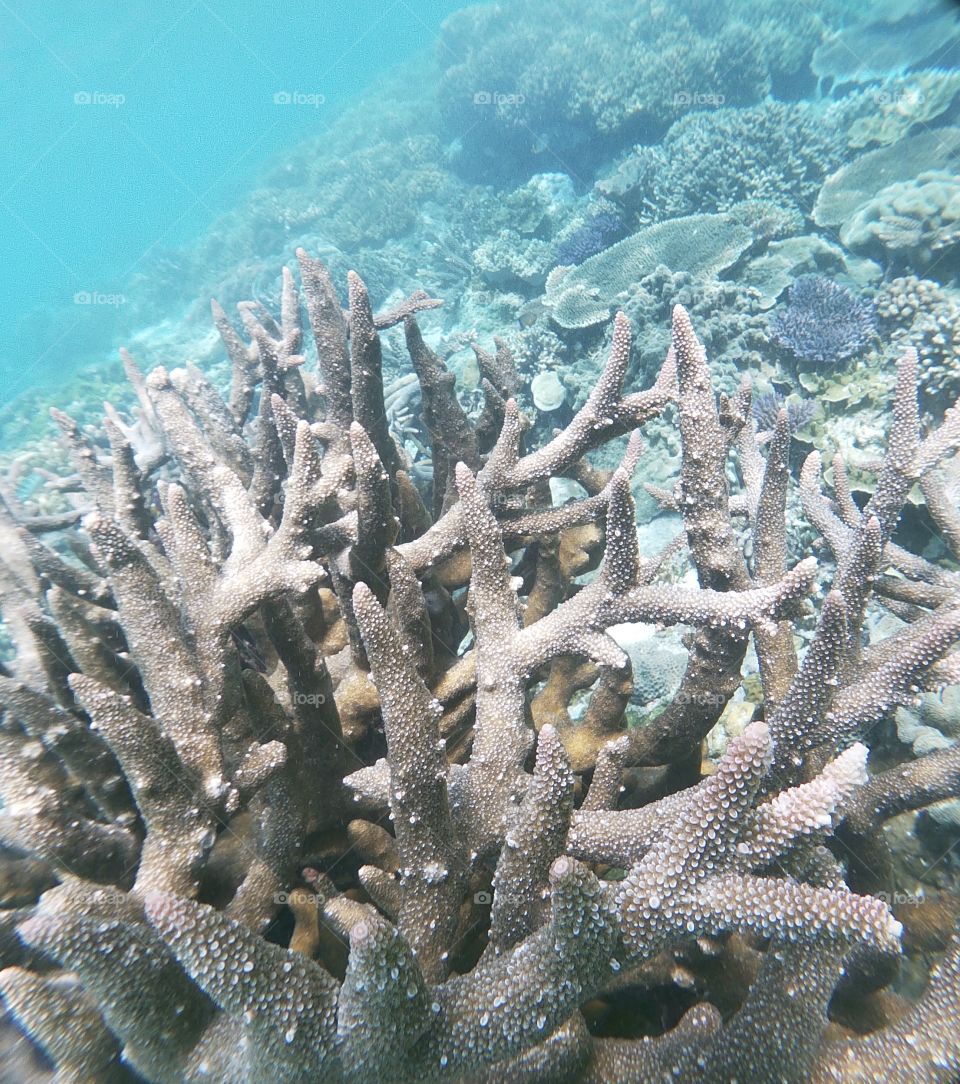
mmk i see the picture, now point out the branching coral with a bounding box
[598,99,857,223]
[435,0,840,181]
[770,275,877,364]
[1,253,960,1083]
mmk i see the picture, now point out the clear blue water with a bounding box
[1,0,959,421]
[0,0,462,405]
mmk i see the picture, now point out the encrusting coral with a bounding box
[1,252,960,1083]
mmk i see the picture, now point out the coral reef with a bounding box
[846,70,960,149]
[12,0,960,446]
[770,275,877,365]
[876,276,960,411]
[811,0,960,86]
[813,127,960,231]
[543,213,753,329]
[841,171,960,273]
[598,99,857,223]
[435,0,844,181]
[1,254,960,1082]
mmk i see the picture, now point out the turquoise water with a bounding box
[0,0,462,405]
[3,0,959,420]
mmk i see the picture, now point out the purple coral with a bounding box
[752,389,818,435]
[555,212,625,266]
[770,275,876,364]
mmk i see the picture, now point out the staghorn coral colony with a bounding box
[2,1,960,1082]
[1,250,960,1082]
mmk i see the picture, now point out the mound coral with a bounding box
[1,254,960,1082]
[770,275,877,364]
[841,170,960,271]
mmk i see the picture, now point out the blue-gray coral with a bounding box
[770,274,877,364]
[752,389,818,435]
[0,257,959,1083]
[555,212,626,266]
[598,99,858,222]
[436,0,842,182]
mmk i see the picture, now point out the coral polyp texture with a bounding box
[2,253,960,1084]
[770,274,877,365]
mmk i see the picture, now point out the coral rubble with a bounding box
[1,255,960,1083]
